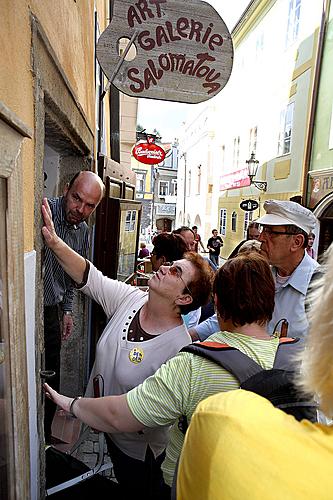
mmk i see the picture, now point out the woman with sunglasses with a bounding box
[41,199,213,500]
[44,252,280,497]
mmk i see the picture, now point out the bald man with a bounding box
[43,170,104,443]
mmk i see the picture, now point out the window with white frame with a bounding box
[286,0,301,47]
[233,136,240,169]
[221,145,225,170]
[187,170,191,197]
[231,211,237,232]
[278,103,294,156]
[219,208,227,236]
[134,170,146,193]
[249,126,258,157]
[125,210,136,231]
[197,165,201,194]
[243,211,253,239]
[171,179,177,196]
[159,180,169,197]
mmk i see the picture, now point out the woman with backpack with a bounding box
[44,252,294,495]
[177,245,333,500]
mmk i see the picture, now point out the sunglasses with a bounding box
[165,262,192,297]
[259,226,296,237]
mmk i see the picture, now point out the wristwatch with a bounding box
[63,311,72,316]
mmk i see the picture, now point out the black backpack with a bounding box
[179,337,317,433]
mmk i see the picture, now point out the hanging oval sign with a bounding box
[240,199,259,212]
[132,142,166,165]
[96,0,233,104]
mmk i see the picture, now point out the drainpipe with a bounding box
[301,0,331,204]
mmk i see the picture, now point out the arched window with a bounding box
[231,211,237,232]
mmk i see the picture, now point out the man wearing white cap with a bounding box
[189,199,319,341]
[256,199,319,338]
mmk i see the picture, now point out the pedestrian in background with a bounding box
[207,229,223,267]
[229,221,260,258]
[192,225,206,253]
[138,242,150,259]
[306,232,317,260]
[173,226,196,251]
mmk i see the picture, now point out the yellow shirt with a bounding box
[178,390,333,500]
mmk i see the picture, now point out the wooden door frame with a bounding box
[0,102,32,499]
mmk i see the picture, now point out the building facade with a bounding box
[307,0,333,256]
[177,0,324,257]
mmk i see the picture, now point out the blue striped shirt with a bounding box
[43,197,90,311]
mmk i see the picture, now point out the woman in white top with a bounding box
[41,198,213,500]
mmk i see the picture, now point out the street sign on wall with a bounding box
[240,199,259,212]
[97,0,233,104]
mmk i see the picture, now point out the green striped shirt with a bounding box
[127,331,279,486]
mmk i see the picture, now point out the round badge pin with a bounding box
[129,347,144,364]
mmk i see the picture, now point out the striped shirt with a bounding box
[127,330,279,486]
[43,197,90,311]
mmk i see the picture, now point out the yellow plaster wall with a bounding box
[0,0,109,251]
[274,159,291,180]
[218,190,301,258]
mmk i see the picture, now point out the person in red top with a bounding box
[192,226,206,253]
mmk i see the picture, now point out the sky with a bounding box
[137,0,250,142]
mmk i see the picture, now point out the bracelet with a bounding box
[63,311,72,316]
[69,396,81,417]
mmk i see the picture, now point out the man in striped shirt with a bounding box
[43,170,104,443]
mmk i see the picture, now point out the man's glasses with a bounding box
[259,226,296,237]
[166,262,192,297]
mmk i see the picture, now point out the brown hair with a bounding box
[152,233,188,262]
[213,253,274,326]
[180,252,214,315]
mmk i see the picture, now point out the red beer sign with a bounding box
[132,142,166,165]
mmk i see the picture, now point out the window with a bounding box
[286,0,301,47]
[187,170,191,197]
[278,103,294,155]
[255,32,264,59]
[329,103,333,150]
[159,180,169,197]
[197,165,201,194]
[171,179,177,196]
[249,126,257,156]
[125,210,136,231]
[231,211,237,232]
[244,211,254,238]
[233,136,240,169]
[221,145,225,170]
[219,208,227,236]
[134,170,146,193]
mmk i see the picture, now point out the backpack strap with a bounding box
[273,337,303,370]
[181,342,263,384]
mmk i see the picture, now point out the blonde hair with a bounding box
[238,240,261,255]
[299,244,333,416]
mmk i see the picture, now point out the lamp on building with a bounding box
[246,152,267,192]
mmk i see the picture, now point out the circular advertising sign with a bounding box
[132,142,166,165]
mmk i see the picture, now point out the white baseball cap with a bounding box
[256,200,317,234]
